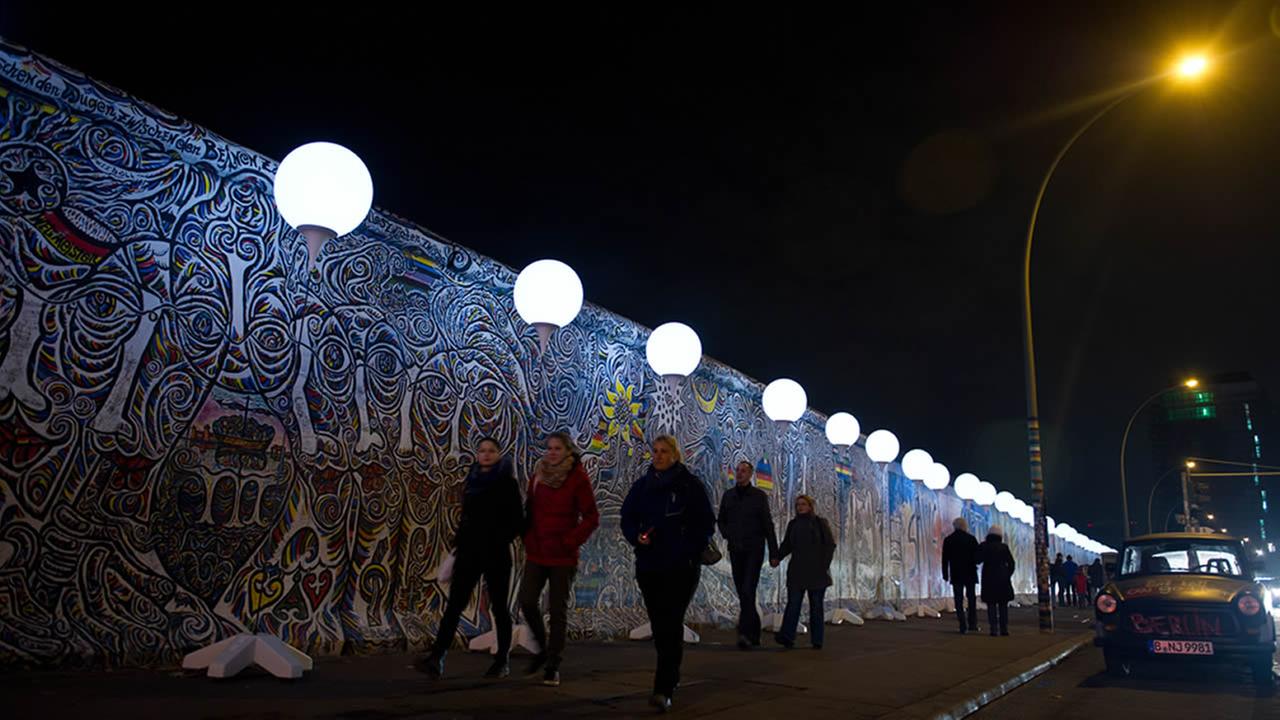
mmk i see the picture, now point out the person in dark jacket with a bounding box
[1088,557,1105,595]
[941,516,980,634]
[771,494,836,650]
[424,437,524,679]
[717,460,779,650]
[1051,553,1065,606]
[519,431,600,687]
[1061,555,1079,608]
[976,525,1016,636]
[621,435,716,713]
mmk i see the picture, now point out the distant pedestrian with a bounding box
[977,525,1015,636]
[621,435,716,713]
[717,460,779,649]
[771,494,837,650]
[1061,555,1079,608]
[520,431,600,687]
[1088,557,1106,595]
[941,517,980,634]
[424,437,524,679]
[1051,553,1065,606]
[1074,567,1089,608]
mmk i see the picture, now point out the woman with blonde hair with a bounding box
[620,435,716,713]
[771,494,836,649]
[519,431,599,686]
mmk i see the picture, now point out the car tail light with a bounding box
[1096,593,1118,614]
[1237,594,1262,617]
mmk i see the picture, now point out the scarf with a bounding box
[535,455,576,489]
[464,457,509,495]
[642,462,686,493]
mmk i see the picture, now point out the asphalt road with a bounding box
[972,640,1280,720]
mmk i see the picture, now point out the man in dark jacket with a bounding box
[1088,557,1105,595]
[717,461,779,649]
[941,516,979,633]
[1061,555,1079,607]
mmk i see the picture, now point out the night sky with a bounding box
[4,2,1279,545]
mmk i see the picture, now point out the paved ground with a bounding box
[5,606,1093,719]
[972,626,1280,720]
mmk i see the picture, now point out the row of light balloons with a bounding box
[271,141,1114,558]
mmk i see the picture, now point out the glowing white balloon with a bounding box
[901,449,934,481]
[923,462,951,491]
[514,259,584,350]
[762,379,808,424]
[646,322,703,379]
[953,473,979,500]
[975,481,997,506]
[994,491,1015,514]
[865,429,900,463]
[825,412,861,447]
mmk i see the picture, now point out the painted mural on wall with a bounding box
[0,39,1095,668]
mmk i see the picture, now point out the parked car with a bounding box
[1094,532,1276,684]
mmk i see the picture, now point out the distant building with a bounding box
[1147,372,1271,548]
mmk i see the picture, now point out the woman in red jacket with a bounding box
[519,431,599,687]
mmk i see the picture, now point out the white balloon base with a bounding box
[762,612,807,634]
[824,608,864,625]
[904,603,943,619]
[628,622,700,643]
[864,605,907,622]
[181,633,313,679]
[467,623,542,655]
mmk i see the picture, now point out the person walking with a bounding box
[519,431,600,687]
[621,435,716,713]
[717,460,779,650]
[941,517,980,634]
[1051,553,1065,607]
[771,494,837,650]
[976,525,1015,636]
[1061,555,1079,608]
[424,437,524,679]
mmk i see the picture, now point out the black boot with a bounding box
[484,656,510,678]
[525,652,547,676]
[424,650,446,679]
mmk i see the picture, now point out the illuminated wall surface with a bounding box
[0,40,1094,667]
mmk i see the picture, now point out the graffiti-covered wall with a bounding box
[0,40,1093,668]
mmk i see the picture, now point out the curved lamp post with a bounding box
[184,142,374,681]
[1120,378,1200,538]
[514,259,584,353]
[863,429,904,621]
[1019,54,1210,632]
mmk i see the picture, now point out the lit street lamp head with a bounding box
[1174,54,1209,80]
[1184,378,1200,388]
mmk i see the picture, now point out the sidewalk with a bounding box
[6,607,1096,719]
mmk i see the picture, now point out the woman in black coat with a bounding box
[976,524,1016,637]
[771,494,836,649]
[425,437,524,679]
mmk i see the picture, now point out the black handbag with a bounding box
[701,540,723,566]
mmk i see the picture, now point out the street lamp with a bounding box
[645,322,703,394]
[1121,377,1200,538]
[1175,54,1210,80]
[1019,53,1214,632]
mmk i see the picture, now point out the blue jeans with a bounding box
[778,586,826,647]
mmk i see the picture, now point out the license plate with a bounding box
[1149,639,1214,655]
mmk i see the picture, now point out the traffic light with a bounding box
[1193,480,1211,505]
